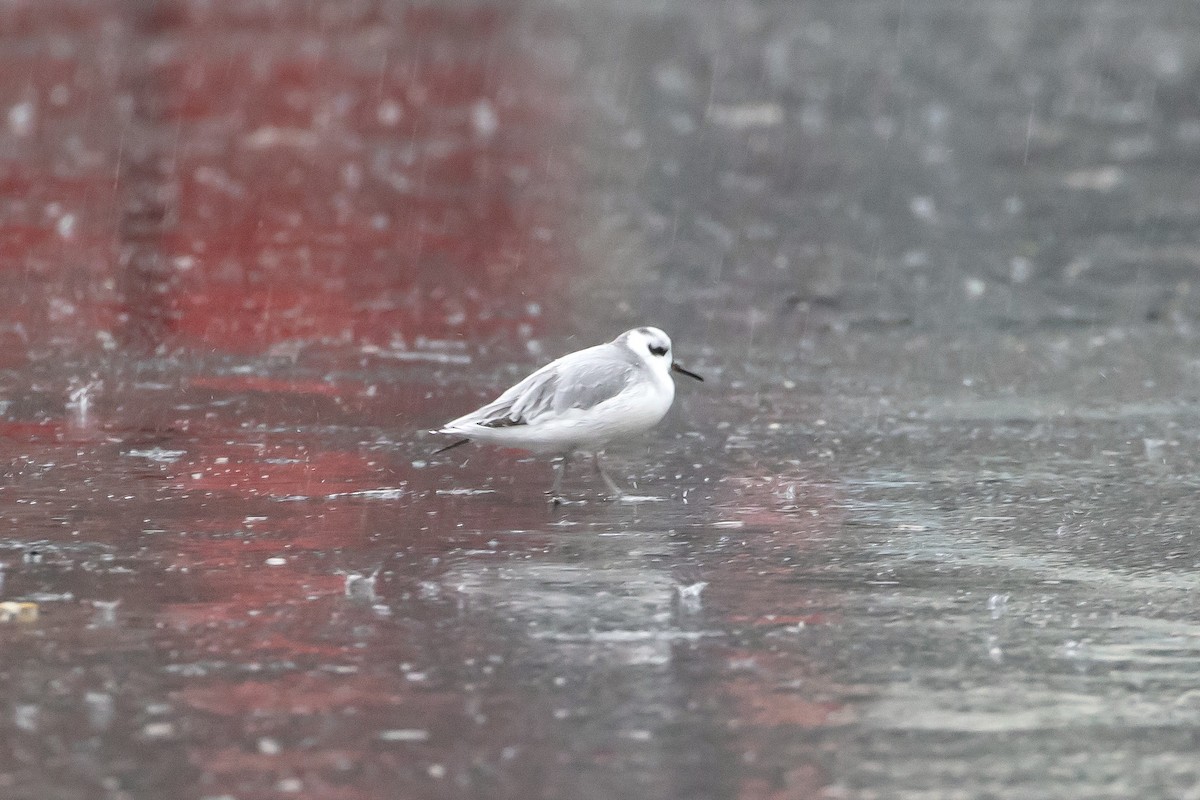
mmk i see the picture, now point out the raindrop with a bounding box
[142,721,175,739]
[675,581,708,613]
[471,99,498,139]
[7,100,34,137]
[13,704,38,732]
[84,692,115,731]
[276,777,303,793]
[92,600,120,626]
[55,213,76,239]
[986,635,1003,663]
[378,729,430,742]
[344,569,379,603]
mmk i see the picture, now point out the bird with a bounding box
[433,327,703,502]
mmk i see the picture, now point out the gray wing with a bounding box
[459,344,637,428]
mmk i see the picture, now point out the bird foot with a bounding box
[598,476,624,499]
[545,492,582,507]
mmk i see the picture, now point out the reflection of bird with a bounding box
[434,327,703,502]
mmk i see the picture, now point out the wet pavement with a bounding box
[3,2,1200,799]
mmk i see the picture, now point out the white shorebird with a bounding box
[434,327,703,502]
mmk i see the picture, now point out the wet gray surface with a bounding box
[2,1,1200,798]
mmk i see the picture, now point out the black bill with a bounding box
[671,362,704,381]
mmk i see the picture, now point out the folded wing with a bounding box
[448,346,636,429]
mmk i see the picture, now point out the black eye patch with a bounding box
[648,345,668,356]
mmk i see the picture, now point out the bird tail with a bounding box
[432,436,471,455]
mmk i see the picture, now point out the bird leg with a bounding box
[547,450,573,504]
[592,452,624,498]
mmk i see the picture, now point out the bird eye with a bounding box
[648,345,668,357]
